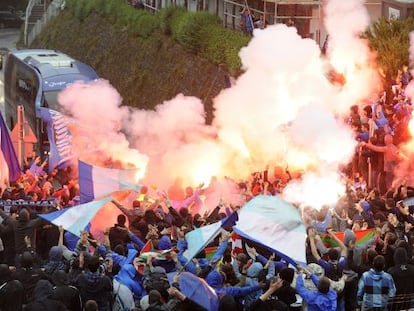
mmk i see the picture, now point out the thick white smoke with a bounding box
[324,0,380,114]
[57,0,378,211]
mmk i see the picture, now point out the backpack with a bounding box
[326,260,342,282]
[143,267,170,293]
[112,282,129,311]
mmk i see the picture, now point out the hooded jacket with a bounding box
[24,280,67,311]
[51,270,82,311]
[74,270,113,311]
[0,264,25,311]
[44,246,67,275]
[13,252,46,303]
[0,208,43,255]
[295,274,337,311]
[387,247,414,295]
[357,268,396,308]
[114,263,145,298]
[110,247,138,267]
[244,261,275,308]
[206,270,260,298]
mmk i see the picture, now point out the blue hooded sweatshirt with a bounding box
[114,263,146,299]
[296,274,337,311]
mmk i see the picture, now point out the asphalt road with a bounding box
[0,28,20,117]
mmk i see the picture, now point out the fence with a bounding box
[24,0,65,47]
[356,294,414,311]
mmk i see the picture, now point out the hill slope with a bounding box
[31,10,231,123]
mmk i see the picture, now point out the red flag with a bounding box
[140,240,153,254]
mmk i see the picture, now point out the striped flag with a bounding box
[320,228,377,248]
[79,160,142,203]
[185,212,238,264]
[234,195,306,266]
[38,108,75,172]
[0,111,21,182]
[39,196,112,237]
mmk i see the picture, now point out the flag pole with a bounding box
[17,106,25,167]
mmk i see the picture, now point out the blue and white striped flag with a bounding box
[234,195,306,265]
[39,196,112,237]
[79,160,142,203]
[185,212,238,263]
[38,107,74,172]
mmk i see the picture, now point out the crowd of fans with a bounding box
[1,67,414,311]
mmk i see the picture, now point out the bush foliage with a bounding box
[65,0,248,74]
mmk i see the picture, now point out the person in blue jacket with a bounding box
[295,267,337,311]
[114,262,146,299]
[177,231,230,275]
[206,270,265,298]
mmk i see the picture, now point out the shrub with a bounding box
[159,6,186,36]
[67,0,247,73]
[175,11,221,52]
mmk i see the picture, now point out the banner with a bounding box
[38,108,74,172]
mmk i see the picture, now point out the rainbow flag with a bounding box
[205,246,218,260]
[320,229,377,248]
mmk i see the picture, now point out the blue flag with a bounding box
[0,112,21,181]
[39,196,112,237]
[234,195,306,266]
[185,211,238,263]
[79,160,142,203]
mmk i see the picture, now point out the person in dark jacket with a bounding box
[0,207,43,258]
[0,263,25,311]
[387,247,414,311]
[0,206,18,265]
[13,251,46,303]
[24,279,67,311]
[272,267,297,307]
[51,270,82,311]
[249,277,288,311]
[109,214,130,249]
[73,255,113,311]
[44,246,68,276]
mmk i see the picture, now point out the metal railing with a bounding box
[24,0,41,46]
[24,0,65,47]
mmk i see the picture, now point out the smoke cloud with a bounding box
[58,0,378,211]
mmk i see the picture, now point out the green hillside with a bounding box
[31,4,250,123]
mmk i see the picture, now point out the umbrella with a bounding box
[179,272,219,311]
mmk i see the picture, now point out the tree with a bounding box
[364,17,414,91]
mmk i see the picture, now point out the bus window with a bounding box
[43,90,60,110]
